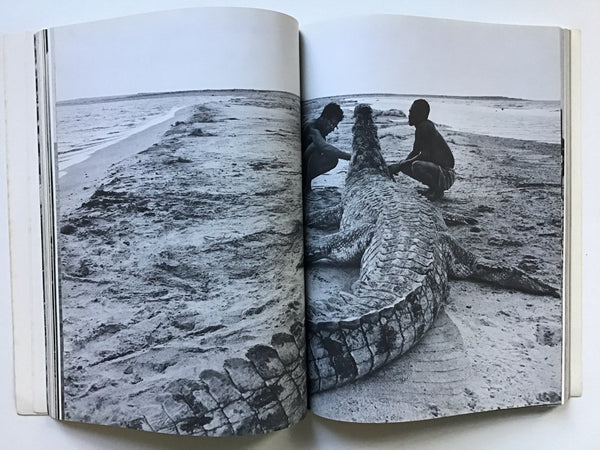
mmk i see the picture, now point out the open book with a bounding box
[4,7,581,437]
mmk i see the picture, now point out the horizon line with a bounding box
[56,88,560,105]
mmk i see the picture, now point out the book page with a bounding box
[300,15,565,423]
[44,8,305,436]
[2,32,49,416]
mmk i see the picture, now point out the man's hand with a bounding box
[388,152,421,174]
[307,125,350,160]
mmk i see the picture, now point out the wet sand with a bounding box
[59,106,194,216]
[57,91,306,431]
[304,96,563,422]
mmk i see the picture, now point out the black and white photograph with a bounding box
[3,1,600,449]
[301,15,564,422]
[52,8,307,436]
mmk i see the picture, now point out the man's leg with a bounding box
[303,145,317,191]
[392,161,414,178]
[411,161,447,200]
[410,161,438,186]
[304,152,338,191]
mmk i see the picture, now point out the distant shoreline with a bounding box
[57,89,560,107]
[304,92,561,103]
[56,88,300,106]
[58,105,189,174]
[304,94,561,145]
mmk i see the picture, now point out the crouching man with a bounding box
[302,103,350,191]
[389,99,455,200]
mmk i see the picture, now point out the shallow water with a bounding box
[55,93,234,174]
[320,94,560,144]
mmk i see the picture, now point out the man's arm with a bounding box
[389,122,434,175]
[405,142,421,161]
[309,127,351,160]
[388,152,421,174]
[301,121,316,152]
[415,121,455,168]
[388,126,423,174]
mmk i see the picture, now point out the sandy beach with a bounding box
[55,90,563,432]
[58,106,195,216]
[57,91,307,434]
[304,95,563,422]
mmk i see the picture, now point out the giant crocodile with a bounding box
[305,104,559,394]
[119,103,558,436]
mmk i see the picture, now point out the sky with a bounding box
[51,10,563,102]
[51,8,300,101]
[301,15,563,101]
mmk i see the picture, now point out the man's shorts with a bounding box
[435,166,455,192]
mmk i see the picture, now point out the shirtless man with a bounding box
[302,103,350,191]
[389,99,455,200]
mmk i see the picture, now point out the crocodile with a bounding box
[305,104,559,394]
[127,328,308,436]
[109,103,558,436]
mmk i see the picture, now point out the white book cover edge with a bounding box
[3,32,49,416]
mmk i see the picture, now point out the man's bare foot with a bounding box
[426,189,444,201]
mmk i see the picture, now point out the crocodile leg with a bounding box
[305,204,344,230]
[471,260,560,298]
[306,223,375,265]
[442,211,478,227]
[440,233,560,298]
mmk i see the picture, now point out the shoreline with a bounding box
[305,95,561,145]
[58,105,188,175]
[57,105,195,216]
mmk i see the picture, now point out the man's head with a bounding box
[408,99,430,126]
[319,103,344,134]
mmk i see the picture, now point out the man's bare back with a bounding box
[302,103,350,191]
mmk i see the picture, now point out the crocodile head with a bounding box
[347,104,393,182]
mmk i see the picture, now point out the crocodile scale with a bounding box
[126,104,557,435]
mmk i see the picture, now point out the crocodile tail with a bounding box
[122,329,307,436]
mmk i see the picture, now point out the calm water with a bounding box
[351,95,561,144]
[55,93,231,174]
